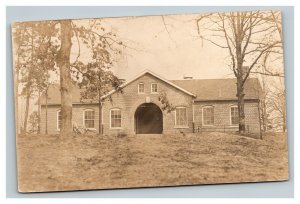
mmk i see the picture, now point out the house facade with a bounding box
[40,70,262,138]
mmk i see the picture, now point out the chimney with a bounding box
[183,76,193,80]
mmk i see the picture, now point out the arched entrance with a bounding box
[134,103,163,134]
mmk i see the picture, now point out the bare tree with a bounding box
[267,77,286,132]
[197,11,282,133]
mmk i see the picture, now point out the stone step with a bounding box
[136,134,163,137]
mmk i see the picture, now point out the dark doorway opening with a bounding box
[135,103,163,134]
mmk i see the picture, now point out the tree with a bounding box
[267,77,286,132]
[79,67,123,134]
[72,21,124,134]
[197,11,282,133]
[56,20,73,135]
[13,22,57,134]
[12,23,27,134]
[13,19,125,135]
[158,92,175,113]
[59,20,126,135]
[28,111,39,133]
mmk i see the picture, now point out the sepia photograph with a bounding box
[12,10,288,193]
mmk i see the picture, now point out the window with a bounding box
[151,83,158,93]
[230,106,239,126]
[138,83,144,93]
[175,107,188,127]
[57,110,61,130]
[84,110,95,128]
[110,109,122,128]
[202,106,214,126]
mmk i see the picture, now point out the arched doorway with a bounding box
[135,103,163,134]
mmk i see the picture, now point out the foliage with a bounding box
[158,92,175,113]
[28,111,39,133]
[13,19,125,134]
[13,22,57,133]
[14,22,57,93]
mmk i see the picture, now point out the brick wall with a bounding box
[40,104,99,135]
[41,73,261,137]
[102,73,194,135]
[193,101,261,137]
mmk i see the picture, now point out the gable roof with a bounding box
[41,70,262,105]
[40,84,99,105]
[100,69,197,99]
[171,78,262,101]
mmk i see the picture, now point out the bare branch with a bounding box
[161,16,177,46]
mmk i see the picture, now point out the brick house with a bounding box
[40,70,262,137]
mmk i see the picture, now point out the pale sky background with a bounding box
[71,13,235,81]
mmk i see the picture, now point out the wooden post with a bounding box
[192,122,195,133]
[257,100,263,139]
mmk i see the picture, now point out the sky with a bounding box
[71,13,236,81]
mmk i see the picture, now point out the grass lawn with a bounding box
[16,132,289,192]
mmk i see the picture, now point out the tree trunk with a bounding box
[259,94,267,132]
[99,101,103,135]
[57,20,73,135]
[237,78,246,134]
[23,27,35,134]
[235,12,246,134]
[45,88,48,134]
[23,81,31,134]
[37,89,41,134]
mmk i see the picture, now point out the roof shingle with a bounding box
[41,72,262,105]
[170,78,261,101]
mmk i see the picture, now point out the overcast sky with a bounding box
[71,13,236,81]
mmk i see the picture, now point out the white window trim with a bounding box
[202,106,215,126]
[83,109,96,130]
[230,105,239,127]
[110,108,122,129]
[174,107,189,128]
[151,83,158,94]
[56,110,61,131]
[138,83,145,94]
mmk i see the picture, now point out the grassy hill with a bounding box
[16,132,289,192]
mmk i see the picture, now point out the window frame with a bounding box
[230,105,239,127]
[138,83,145,94]
[110,108,122,129]
[174,106,188,128]
[83,109,96,129]
[57,110,61,131]
[151,83,158,94]
[202,106,215,126]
